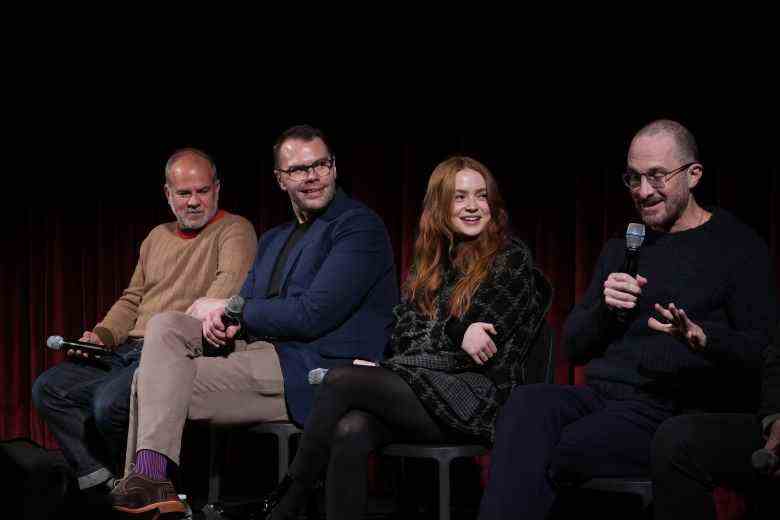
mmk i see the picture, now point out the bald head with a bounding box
[164,149,217,185]
[631,119,699,164]
[163,148,221,231]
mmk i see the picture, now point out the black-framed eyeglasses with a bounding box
[622,162,696,190]
[276,156,335,182]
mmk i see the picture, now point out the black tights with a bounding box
[285,365,450,520]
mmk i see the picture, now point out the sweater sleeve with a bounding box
[204,217,257,298]
[387,301,423,357]
[463,241,536,349]
[449,239,547,370]
[93,234,151,346]
[474,241,551,390]
[562,240,625,365]
[698,237,777,372]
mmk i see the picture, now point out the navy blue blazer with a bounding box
[239,188,398,425]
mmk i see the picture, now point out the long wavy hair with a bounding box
[404,156,509,319]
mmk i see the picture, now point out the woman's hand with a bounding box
[461,323,498,365]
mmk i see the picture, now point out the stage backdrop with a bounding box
[2,115,778,447]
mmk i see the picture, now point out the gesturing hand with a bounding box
[648,302,707,352]
[461,323,498,366]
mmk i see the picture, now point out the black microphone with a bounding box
[222,295,245,328]
[615,222,646,323]
[46,335,115,359]
[751,448,780,476]
[203,295,245,357]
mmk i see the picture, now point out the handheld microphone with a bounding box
[751,448,780,476]
[203,295,245,357]
[308,368,329,385]
[46,335,115,359]
[616,222,646,322]
[222,295,245,327]
[308,361,379,384]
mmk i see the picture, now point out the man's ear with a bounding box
[275,171,287,192]
[688,163,703,189]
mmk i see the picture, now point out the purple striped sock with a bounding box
[135,449,169,480]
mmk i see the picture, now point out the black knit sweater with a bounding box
[563,208,777,412]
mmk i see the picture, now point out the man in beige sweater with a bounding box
[31,148,257,506]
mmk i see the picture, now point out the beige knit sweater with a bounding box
[93,211,257,346]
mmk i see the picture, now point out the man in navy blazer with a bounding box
[110,125,398,515]
[237,164,399,424]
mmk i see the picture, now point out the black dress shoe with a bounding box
[249,474,295,520]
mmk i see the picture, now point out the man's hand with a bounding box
[603,273,648,311]
[78,330,104,345]
[461,323,498,366]
[187,297,228,322]
[764,418,780,479]
[202,301,241,348]
[68,330,103,359]
[648,303,708,352]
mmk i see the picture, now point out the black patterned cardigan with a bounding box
[381,238,553,444]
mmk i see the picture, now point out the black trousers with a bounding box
[287,365,456,520]
[651,413,778,519]
[479,383,674,520]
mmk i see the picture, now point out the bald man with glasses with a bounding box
[480,119,776,520]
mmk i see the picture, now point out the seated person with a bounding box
[652,322,780,519]
[479,120,776,520]
[255,155,552,520]
[109,125,399,516]
[31,148,256,504]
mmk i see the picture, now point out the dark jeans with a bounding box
[479,383,674,520]
[652,413,777,520]
[31,340,142,489]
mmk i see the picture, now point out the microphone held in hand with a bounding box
[222,295,245,327]
[46,335,115,360]
[616,222,646,323]
[203,295,245,357]
[751,448,780,476]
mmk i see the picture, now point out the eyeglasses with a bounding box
[276,156,335,182]
[622,162,696,190]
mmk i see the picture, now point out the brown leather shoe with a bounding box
[110,471,186,515]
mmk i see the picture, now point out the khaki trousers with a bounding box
[124,311,287,472]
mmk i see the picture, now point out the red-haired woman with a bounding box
[254,156,552,520]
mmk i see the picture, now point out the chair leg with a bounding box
[278,432,291,484]
[207,425,225,504]
[437,457,452,520]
